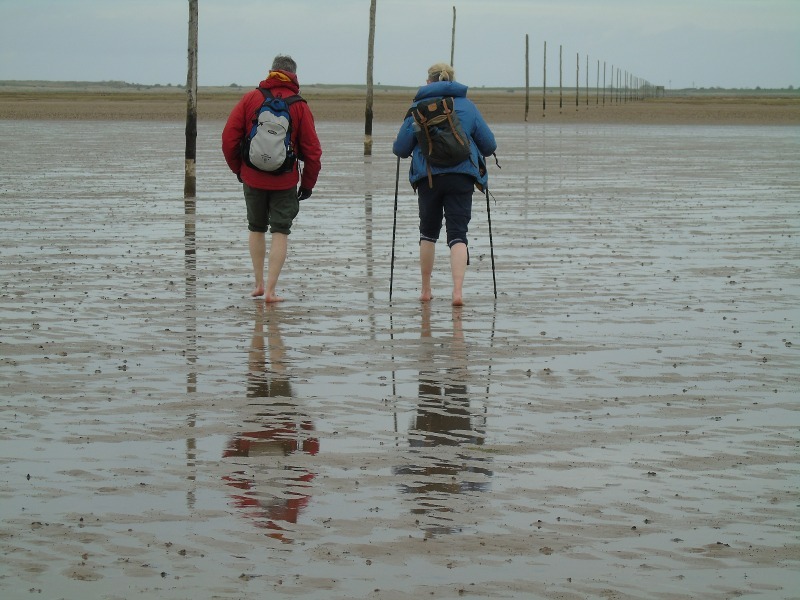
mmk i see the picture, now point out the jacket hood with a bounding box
[414,81,468,102]
[258,69,300,94]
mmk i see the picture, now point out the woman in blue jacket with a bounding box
[393,63,497,306]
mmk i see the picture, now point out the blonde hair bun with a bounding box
[427,62,455,82]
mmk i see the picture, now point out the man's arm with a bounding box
[295,104,322,191]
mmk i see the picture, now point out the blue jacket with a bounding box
[393,81,497,189]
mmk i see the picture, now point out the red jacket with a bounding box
[222,70,322,191]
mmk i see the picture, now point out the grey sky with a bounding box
[1,0,798,89]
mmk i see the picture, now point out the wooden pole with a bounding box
[559,44,562,110]
[183,0,198,199]
[542,41,547,114]
[450,6,456,67]
[586,54,589,106]
[596,59,600,105]
[575,52,579,109]
[364,0,376,156]
[603,61,606,105]
[624,70,627,103]
[609,64,612,104]
[524,34,530,121]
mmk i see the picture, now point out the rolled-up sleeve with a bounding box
[392,117,417,158]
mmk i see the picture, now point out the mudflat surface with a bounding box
[0,112,798,599]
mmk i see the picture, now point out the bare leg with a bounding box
[449,242,468,306]
[419,240,435,302]
[265,232,288,303]
[249,231,266,297]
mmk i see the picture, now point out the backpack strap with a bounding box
[442,100,466,146]
[410,102,435,187]
[256,87,305,106]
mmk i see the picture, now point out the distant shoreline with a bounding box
[1,83,799,125]
[2,79,797,94]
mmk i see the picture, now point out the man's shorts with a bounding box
[417,173,474,247]
[243,184,299,234]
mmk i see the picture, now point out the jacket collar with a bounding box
[414,81,468,101]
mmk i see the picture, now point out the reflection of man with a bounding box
[223,303,318,541]
[245,300,292,400]
[395,305,492,535]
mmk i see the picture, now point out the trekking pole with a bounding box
[485,187,497,299]
[389,156,400,302]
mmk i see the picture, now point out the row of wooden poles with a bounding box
[527,37,660,121]
[183,1,657,196]
[363,4,657,155]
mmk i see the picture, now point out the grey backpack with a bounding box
[241,88,305,173]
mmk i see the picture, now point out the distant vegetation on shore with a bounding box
[1,79,797,97]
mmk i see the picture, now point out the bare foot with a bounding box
[419,289,433,302]
[251,284,265,298]
[451,295,464,307]
[264,293,284,303]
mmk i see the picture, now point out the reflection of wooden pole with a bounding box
[450,6,456,67]
[183,0,198,199]
[524,34,529,121]
[542,41,547,114]
[364,0,376,156]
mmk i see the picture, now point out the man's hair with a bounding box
[427,63,455,82]
[272,55,297,73]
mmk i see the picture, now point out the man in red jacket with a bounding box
[222,55,322,302]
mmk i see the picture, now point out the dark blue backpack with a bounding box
[241,88,305,174]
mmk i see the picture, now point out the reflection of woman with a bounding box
[395,305,492,535]
[223,303,318,541]
[414,304,474,447]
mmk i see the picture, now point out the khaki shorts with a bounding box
[243,184,299,234]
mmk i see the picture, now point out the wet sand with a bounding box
[0,94,799,599]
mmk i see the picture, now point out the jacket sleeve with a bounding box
[470,107,497,158]
[294,103,322,190]
[221,96,248,175]
[392,115,417,158]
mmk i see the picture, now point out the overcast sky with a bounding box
[1,0,798,89]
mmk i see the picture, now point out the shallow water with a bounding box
[1,119,798,599]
